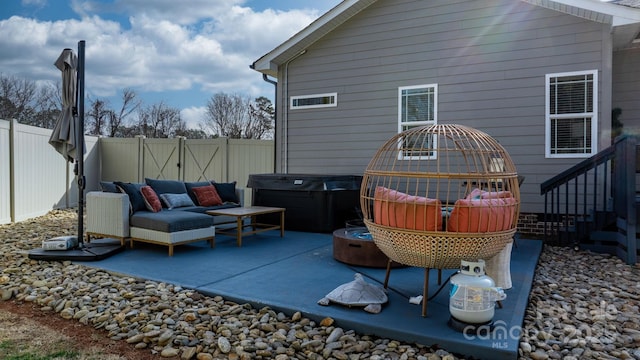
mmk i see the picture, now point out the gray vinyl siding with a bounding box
[613,48,640,135]
[276,0,610,213]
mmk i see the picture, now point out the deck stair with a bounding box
[540,135,639,264]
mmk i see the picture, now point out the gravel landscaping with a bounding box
[1,209,639,360]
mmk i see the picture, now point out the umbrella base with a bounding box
[28,237,124,261]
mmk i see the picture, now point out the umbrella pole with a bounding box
[76,40,85,247]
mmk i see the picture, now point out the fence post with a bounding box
[136,135,145,182]
[9,119,15,223]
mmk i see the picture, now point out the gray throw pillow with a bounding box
[159,193,195,209]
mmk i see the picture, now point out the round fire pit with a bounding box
[332,227,402,268]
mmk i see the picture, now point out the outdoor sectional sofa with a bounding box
[86,178,244,256]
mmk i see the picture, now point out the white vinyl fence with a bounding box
[99,136,275,206]
[0,119,99,224]
[0,118,274,225]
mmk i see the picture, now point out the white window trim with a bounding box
[397,84,438,160]
[290,92,337,110]
[545,70,598,159]
[397,84,438,133]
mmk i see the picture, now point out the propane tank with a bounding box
[449,260,506,325]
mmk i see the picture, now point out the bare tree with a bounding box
[0,74,36,121]
[0,73,58,127]
[33,82,62,129]
[246,96,274,139]
[204,92,247,138]
[0,75,275,140]
[108,88,140,137]
[86,89,141,137]
[86,98,111,136]
[203,92,274,139]
[137,101,185,138]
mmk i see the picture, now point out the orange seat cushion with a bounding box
[373,186,442,231]
[447,196,517,233]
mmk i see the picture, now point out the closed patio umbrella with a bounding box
[49,48,80,162]
[30,41,124,261]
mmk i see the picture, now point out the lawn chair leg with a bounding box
[383,259,392,288]
[422,268,430,317]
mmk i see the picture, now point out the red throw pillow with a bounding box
[192,185,223,206]
[140,186,162,212]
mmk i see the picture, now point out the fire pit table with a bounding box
[332,227,402,268]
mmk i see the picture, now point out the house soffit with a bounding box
[250,0,377,77]
[522,0,640,49]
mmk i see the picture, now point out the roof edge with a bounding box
[251,0,640,76]
[522,0,640,26]
[251,0,377,76]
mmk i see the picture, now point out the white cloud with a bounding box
[181,106,207,130]
[0,1,326,129]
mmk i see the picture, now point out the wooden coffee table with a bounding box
[206,206,285,247]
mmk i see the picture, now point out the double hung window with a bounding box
[398,84,438,159]
[545,70,597,158]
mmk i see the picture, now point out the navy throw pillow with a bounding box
[145,178,188,196]
[213,181,239,204]
[114,181,147,213]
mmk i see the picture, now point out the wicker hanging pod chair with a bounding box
[360,124,520,316]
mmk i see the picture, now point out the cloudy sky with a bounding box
[0,0,342,129]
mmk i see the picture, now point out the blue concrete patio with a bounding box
[85,230,542,360]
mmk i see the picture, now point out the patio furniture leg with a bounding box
[236,216,243,247]
[438,269,442,285]
[422,268,430,317]
[280,210,285,237]
[383,259,392,288]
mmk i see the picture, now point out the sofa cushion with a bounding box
[114,182,147,213]
[447,196,517,233]
[373,186,442,231]
[213,181,239,204]
[140,186,162,212]
[146,178,188,196]
[130,210,214,232]
[185,181,213,204]
[159,193,195,209]
[180,203,240,214]
[192,185,223,206]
